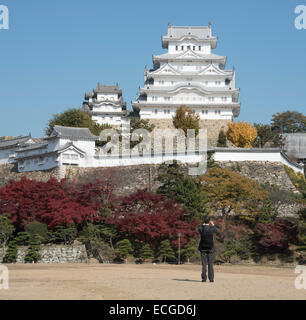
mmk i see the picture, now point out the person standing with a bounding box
[198,217,217,282]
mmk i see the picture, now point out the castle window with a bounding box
[187,45,191,50]
[193,46,196,50]
[154,109,158,114]
[181,46,184,50]
[199,46,201,50]
[176,45,178,51]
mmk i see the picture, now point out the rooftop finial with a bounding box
[208,21,212,28]
[168,21,171,27]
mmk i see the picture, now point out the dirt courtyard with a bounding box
[0,263,305,300]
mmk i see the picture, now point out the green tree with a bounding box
[271,111,306,134]
[45,108,112,137]
[253,199,278,225]
[217,129,227,147]
[49,223,77,245]
[0,215,15,251]
[200,167,268,222]
[25,221,48,243]
[173,105,200,136]
[181,239,198,263]
[24,235,41,263]
[253,123,278,148]
[130,118,155,133]
[78,223,116,263]
[158,240,176,263]
[139,244,153,262]
[3,241,18,263]
[116,239,133,262]
[157,162,209,220]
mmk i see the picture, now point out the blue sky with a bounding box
[0,0,305,137]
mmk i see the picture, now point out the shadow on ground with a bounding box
[172,278,202,283]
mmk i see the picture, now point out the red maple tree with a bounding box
[254,220,298,250]
[104,190,198,252]
[0,177,97,229]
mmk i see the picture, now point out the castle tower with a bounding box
[132,24,241,146]
[83,83,130,130]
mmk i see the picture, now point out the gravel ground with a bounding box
[0,263,305,300]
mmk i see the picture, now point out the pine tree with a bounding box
[116,239,133,262]
[139,244,153,262]
[181,239,198,263]
[24,235,41,263]
[158,240,176,263]
[3,241,18,263]
[217,129,227,147]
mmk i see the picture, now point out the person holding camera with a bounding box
[198,216,217,283]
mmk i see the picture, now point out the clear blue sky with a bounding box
[0,0,305,137]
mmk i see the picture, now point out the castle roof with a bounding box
[49,125,98,141]
[162,25,217,49]
[0,135,32,150]
[85,83,122,100]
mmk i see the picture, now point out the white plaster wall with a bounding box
[139,107,232,120]
[97,93,118,101]
[0,148,17,165]
[18,155,59,172]
[168,41,211,54]
[214,151,303,174]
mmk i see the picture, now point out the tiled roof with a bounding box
[0,136,31,150]
[56,142,85,154]
[166,25,211,40]
[16,142,48,152]
[51,125,98,141]
[153,52,226,61]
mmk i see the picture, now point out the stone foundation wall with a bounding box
[217,161,297,193]
[0,164,60,187]
[14,244,88,264]
[147,119,231,147]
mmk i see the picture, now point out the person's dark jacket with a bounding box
[198,224,217,253]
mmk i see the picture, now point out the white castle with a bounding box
[0,24,303,174]
[132,23,240,146]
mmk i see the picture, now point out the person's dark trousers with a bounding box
[200,250,214,282]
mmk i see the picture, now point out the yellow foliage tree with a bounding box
[226,121,257,148]
[172,105,200,136]
[200,167,268,222]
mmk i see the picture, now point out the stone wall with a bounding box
[8,244,88,264]
[217,161,297,193]
[147,119,231,147]
[67,164,190,196]
[0,164,60,187]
